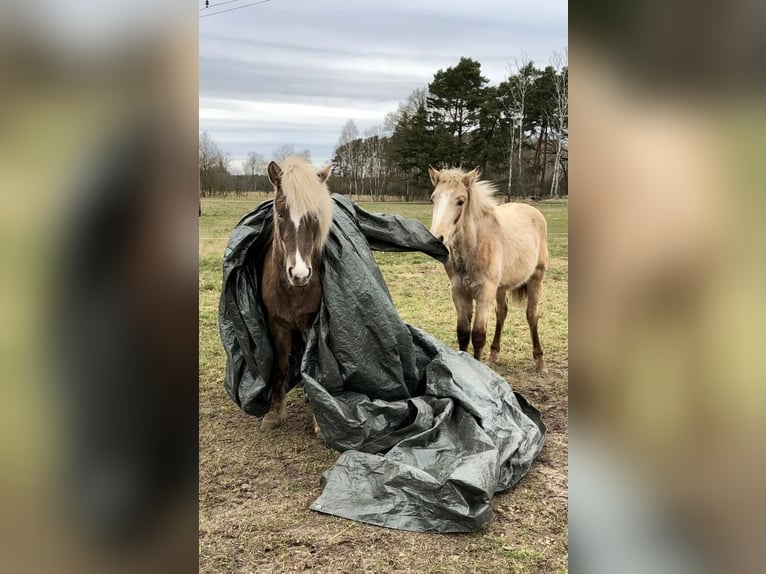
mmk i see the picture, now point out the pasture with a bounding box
[199,195,568,573]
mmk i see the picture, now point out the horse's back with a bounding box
[493,202,548,270]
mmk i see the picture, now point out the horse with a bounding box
[428,166,548,373]
[260,156,333,431]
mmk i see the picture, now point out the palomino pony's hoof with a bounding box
[260,412,281,431]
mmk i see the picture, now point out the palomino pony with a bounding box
[428,166,548,373]
[260,156,333,431]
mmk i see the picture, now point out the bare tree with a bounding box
[213,152,231,196]
[335,119,360,198]
[199,132,232,197]
[242,151,266,192]
[199,131,220,197]
[506,52,534,199]
[549,49,568,197]
[272,143,311,163]
[272,143,296,163]
[382,111,400,136]
[364,125,389,201]
[383,87,428,135]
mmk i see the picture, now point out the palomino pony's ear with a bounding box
[267,161,283,187]
[317,164,332,183]
[463,166,480,188]
[428,165,440,186]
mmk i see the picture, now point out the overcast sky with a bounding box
[199,0,567,171]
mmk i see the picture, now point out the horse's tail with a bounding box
[510,283,528,306]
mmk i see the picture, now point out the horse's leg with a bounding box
[261,321,292,431]
[451,282,473,352]
[312,415,323,441]
[471,285,496,361]
[526,264,547,374]
[489,287,509,364]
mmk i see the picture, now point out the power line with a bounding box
[200,0,275,18]
[200,0,250,12]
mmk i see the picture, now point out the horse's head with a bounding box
[428,165,481,245]
[267,157,332,287]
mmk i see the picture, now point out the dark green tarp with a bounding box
[219,194,546,533]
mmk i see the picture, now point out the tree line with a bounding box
[199,51,567,201]
[198,138,311,197]
[331,52,567,201]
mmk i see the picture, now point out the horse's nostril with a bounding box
[287,266,294,278]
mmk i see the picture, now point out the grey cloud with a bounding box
[199,56,425,104]
[199,0,567,165]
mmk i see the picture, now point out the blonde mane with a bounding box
[279,156,333,247]
[438,167,499,218]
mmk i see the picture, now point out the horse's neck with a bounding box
[454,209,491,258]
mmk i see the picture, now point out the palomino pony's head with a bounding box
[267,156,333,287]
[428,165,498,246]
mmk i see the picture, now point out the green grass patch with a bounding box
[198,194,568,574]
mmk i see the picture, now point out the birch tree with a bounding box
[549,49,568,197]
[507,53,535,198]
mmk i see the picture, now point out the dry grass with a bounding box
[199,197,568,573]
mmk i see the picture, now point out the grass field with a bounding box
[199,196,568,573]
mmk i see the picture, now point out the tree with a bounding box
[242,151,266,192]
[335,119,361,197]
[390,102,435,198]
[363,125,390,201]
[199,132,233,197]
[427,57,489,166]
[383,87,429,135]
[549,49,568,197]
[212,151,231,196]
[527,65,558,195]
[199,131,222,197]
[272,143,311,163]
[499,53,537,199]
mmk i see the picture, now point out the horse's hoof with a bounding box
[535,360,548,375]
[488,351,500,364]
[260,412,281,431]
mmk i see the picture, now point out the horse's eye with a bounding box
[457,199,465,206]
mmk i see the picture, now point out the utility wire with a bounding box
[200,0,275,18]
[200,0,250,12]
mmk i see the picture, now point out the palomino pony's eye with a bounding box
[457,199,465,206]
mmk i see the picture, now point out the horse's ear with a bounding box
[317,164,332,183]
[428,165,440,186]
[267,161,283,187]
[463,166,480,188]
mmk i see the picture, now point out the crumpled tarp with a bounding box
[219,194,546,533]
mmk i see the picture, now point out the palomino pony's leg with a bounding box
[471,286,497,361]
[261,321,292,431]
[489,287,509,363]
[451,283,473,352]
[526,264,547,373]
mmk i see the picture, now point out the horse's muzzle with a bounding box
[287,271,312,287]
